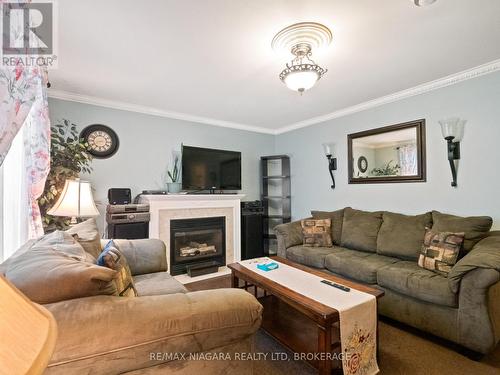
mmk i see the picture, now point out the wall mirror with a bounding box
[348,119,426,184]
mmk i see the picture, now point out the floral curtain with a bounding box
[0,65,51,238]
[398,144,417,176]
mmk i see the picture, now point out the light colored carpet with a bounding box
[186,275,500,374]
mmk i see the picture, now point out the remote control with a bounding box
[321,279,351,292]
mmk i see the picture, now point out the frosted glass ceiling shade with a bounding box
[439,118,466,142]
[48,179,99,218]
[284,71,319,93]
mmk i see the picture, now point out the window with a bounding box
[0,118,30,262]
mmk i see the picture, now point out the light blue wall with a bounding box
[275,72,500,228]
[49,71,500,232]
[48,98,275,231]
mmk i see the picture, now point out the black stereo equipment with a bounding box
[141,190,168,195]
[107,222,149,240]
[241,200,264,214]
[106,212,150,224]
[105,202,150,239]
[107,204,149,214]
[241,201,264,260]
[108,188,132,205]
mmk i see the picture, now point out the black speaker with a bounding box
[241,209,264,260]
[107,222,149,239]
[108,188,132,205]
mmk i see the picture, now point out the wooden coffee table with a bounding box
[228,257,384,375]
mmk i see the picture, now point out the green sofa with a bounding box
[274,207,500,354]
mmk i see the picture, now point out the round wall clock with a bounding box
[357,156,368,173]
[80,124,119,159]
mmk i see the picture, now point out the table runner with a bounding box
[239,258,379,375]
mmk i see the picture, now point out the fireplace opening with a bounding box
[170,216,226,276]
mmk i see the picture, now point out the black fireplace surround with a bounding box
[170,216,226,276]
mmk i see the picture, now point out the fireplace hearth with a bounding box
[170,216,226,276]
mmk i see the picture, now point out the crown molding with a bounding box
[48,59,500,136]
[47,90,276,135]
[275,58,500,134]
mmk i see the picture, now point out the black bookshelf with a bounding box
[261,155,291,255]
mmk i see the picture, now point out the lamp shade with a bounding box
[48,179,99,218]
[413,0,437,6]
[284,70,320,93]
[439,118,466,142]
[322,143,335,157]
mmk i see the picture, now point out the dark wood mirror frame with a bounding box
[348,119,426,184]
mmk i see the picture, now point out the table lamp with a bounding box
[47,178,99,224]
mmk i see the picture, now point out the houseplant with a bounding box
[38,119,93,232]
[370,160,400,177]
[167,154,181,193]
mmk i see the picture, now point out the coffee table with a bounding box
[228,256,384,375]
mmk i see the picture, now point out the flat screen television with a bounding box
[181,145,241,191]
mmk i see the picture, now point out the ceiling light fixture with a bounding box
[272,22,332,94]
[412,0,437,6]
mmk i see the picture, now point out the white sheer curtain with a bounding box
[0,116,30,261]
[398,144,418,176]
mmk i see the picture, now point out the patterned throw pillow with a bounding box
[418,229,465,276]
[97,241,137,297]
[301,219,333,247]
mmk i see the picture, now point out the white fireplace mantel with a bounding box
[139,194,245,282]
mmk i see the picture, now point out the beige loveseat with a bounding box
[2,238,262,375]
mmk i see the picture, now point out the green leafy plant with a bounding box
[167,155,180,183]
[370,160,400,176]
[38,119,93,232]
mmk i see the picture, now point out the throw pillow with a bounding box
[67,218,102,258]
[377,211,433,260]
[301,219,333,247]
[340,208,383,252]
[97,241,137,297]
[431,211,492,253]
[310,208,347,245]
[418,228,465,276]
[4,232,117,304]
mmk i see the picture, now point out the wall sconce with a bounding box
[439,118,466,187]
[322,143,337,189]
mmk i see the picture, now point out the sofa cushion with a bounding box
[432,211,492,253]
[377,261,458,307]
[133,272,187,296]
[377,211,432,260]
[274,220,304,249]
[418,229,464,276]
[301,219,333,247]
[67,218,102,258]
[311,208,346,245]
[113,238,168,275]
[44,289,262,372]
[5,231,117,304]
[341,208,383,252]
[324,248,400,284]
[98,241,138,297]
[286,245,341,269]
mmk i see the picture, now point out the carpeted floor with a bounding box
[185,275,500,374]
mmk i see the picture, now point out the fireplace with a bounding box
[170,216,226,276]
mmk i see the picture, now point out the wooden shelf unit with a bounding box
[261,155,291,255]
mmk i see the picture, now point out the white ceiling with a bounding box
[49,0,500,133]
